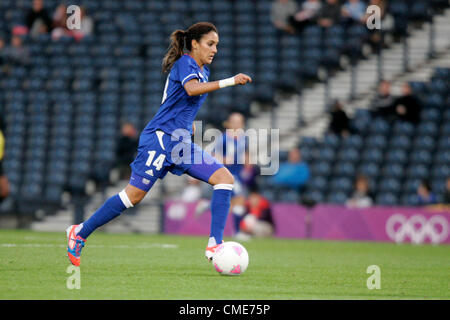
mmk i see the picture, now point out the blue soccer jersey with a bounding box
[143,54,209,138]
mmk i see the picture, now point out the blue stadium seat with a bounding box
[326,191,348,205]
[413,135,435,150]
[378,178,401,193]
[357,162,380,178]
[333,162,356,177]
[389,135,412,150]
[309,176,327,192]
[381,163,404,178]
[406,164,429,180]
[335,147,359,164]
[311,161,332,177]
[385,149,408,164]
[322,134,341,148]
[361,148,383,163]
[403,178,422,194]
[376,193,398,206]
[303,190,325,203]
[410,150,432,165]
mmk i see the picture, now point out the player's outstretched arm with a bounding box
[184,73,252,96]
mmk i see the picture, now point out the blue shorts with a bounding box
[129,130,224,192]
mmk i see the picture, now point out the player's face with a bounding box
[194,31,219,65]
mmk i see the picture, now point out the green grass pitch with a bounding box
[0,229,449,299]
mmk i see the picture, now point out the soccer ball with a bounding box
[212,241,249,276]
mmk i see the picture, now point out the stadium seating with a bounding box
[296,67,450,206]
[0,0,448,216]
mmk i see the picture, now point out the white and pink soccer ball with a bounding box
[212,241,249,276]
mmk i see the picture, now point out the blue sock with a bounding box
[209,186,232,244]
[77,192,132,239]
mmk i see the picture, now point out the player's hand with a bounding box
[234,73,252,85]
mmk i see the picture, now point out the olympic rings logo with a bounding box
[386,214,449,244]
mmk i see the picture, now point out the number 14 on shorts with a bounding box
[145,150,166,176]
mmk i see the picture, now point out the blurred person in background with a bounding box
[270,148,310,199]
[390,83,422,124]
[116,122,139,180]
[72,6,94,41]
[51,4,71,41]
[214,112,250,235]
[0,35,29,66]
[270,0,298,34]
[0,37,5,67]
[0,117,10,203]
[231,151,260,237]
[216,112,247,180]
[417,180,438,206]
[317,0,342,28]
[341,0,367,26]
[370,80,395,118]
[237,151,260,193]
[236,185,275,240]
[346,175,374,208]
[289,0,322,33]
[443,177,450,205]
[328,100,352,137]
[25,0,53,37]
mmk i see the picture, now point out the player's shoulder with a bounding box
[175,54,198,69]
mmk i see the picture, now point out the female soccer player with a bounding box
[66,22,252,266]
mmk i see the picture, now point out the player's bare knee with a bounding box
[124,184,146,206]
[216,168,234,185]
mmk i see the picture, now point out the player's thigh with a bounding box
[182,143,233,185]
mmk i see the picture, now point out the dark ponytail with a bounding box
[162,29,186,73]
[162,22,218,73]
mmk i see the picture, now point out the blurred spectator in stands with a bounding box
[270,148,310,197]
[0,117,10,203]
[289,0,322,33]
[317,0,342,28]
[238,151,260,193]
[236,185,275,240]
[51,4,71,41]
[341,0,366,26]
[270,0,298,34]
[370,80,395,118]
[0,37,5,67]
[214,113,253,237]
[346,175,374,208]
[417,180,438,206]
[328,100,352,137]
[116,122,138,180]
[1,35,30,66]
[217,112,247,180]
[180,177,202,203]
[71,6,94,41]
[25,0,53,37]
[231,151,261,236]
[443,177,450,205]
[391,83,422,124]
